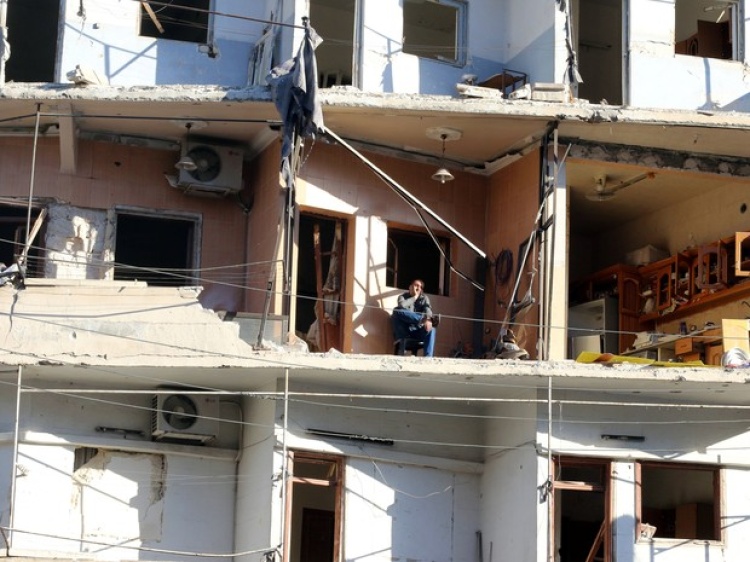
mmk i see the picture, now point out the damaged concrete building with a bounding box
[1,1,750,562]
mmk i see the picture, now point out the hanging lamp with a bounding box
[175,122,198,171]
[431,133,455,184]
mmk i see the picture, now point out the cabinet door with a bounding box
[697,242,728,291]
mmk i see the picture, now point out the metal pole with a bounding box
[279,367,290,558]
[547,376,554,562]
[9,365,23,548]
[21,104,42,271]
[323,126,486,260]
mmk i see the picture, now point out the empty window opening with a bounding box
[311,0,355,87]
[0,205,45,278]
[387,227,450,296]
[638,462,720,541]
[286,452,342,562]
[140,0,210,44]
[675,0,739,60]
[403,0,466,64]
[5,0,59,82]
[553,458,610,562]
[114,212,199,287]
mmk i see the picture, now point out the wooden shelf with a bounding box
[640,278,750,324]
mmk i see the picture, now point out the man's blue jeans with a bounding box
[392,309,436,357]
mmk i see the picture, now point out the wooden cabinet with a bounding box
[696,239,730,292]
[640,258,674,313]
[639,253,692,314]
[735,232,750,277]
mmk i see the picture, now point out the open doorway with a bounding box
[573,0,622,105]
[310,0,356,87]
[286,452,343,562]
[5,0,60,82]
[553,457,610,562]
[295,213,345,352]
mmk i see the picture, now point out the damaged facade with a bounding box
[1,1,750,562]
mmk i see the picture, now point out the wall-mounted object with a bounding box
[151,394,220,443]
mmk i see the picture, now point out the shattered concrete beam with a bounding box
[564,139,750,178]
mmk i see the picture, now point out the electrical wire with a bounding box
[0,240,738,358]
[134,0,307,29]
[0,526,275,558]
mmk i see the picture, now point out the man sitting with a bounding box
[392,279,440,357]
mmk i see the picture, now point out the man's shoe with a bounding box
[497,342,529,360]
[431,314,441,328]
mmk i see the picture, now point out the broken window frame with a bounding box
[674,0,742,61]
[386,225,451,297]
[635,461,722,543]
[139,0,213,45]
[112,207,202,287]
[552,456,612,562]
[402,0,467,66]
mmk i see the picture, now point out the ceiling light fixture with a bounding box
[426,127,462,184]
[175,122,198,172]
[432,134,455,184]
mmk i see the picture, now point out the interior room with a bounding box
[566,156,750,361]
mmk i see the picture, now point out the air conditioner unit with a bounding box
[173,144,244,196]
[151,394,220,443]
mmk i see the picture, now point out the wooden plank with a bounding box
[321,222,342,351]
[141,1,165,34]
[19,208,47,268]
[585,520,605,562]
[313,223,328,352]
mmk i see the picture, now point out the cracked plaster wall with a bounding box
[44,203,112,280]
[8,442,234,559]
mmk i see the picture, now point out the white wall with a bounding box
[0,383,240,559]
[501,0,559,84]
[480,398,542,562]
[627,0,750,110]
[280,381,485,463]
[10,442,235,560]
[345,458,480,562]
[58,0,268,86]
[547,389,750,466]
[234,389,279,562]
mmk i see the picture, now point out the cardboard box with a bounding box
[625,245,669,266]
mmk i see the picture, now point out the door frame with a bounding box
[283,450,344,562]
[551,456,612,562]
